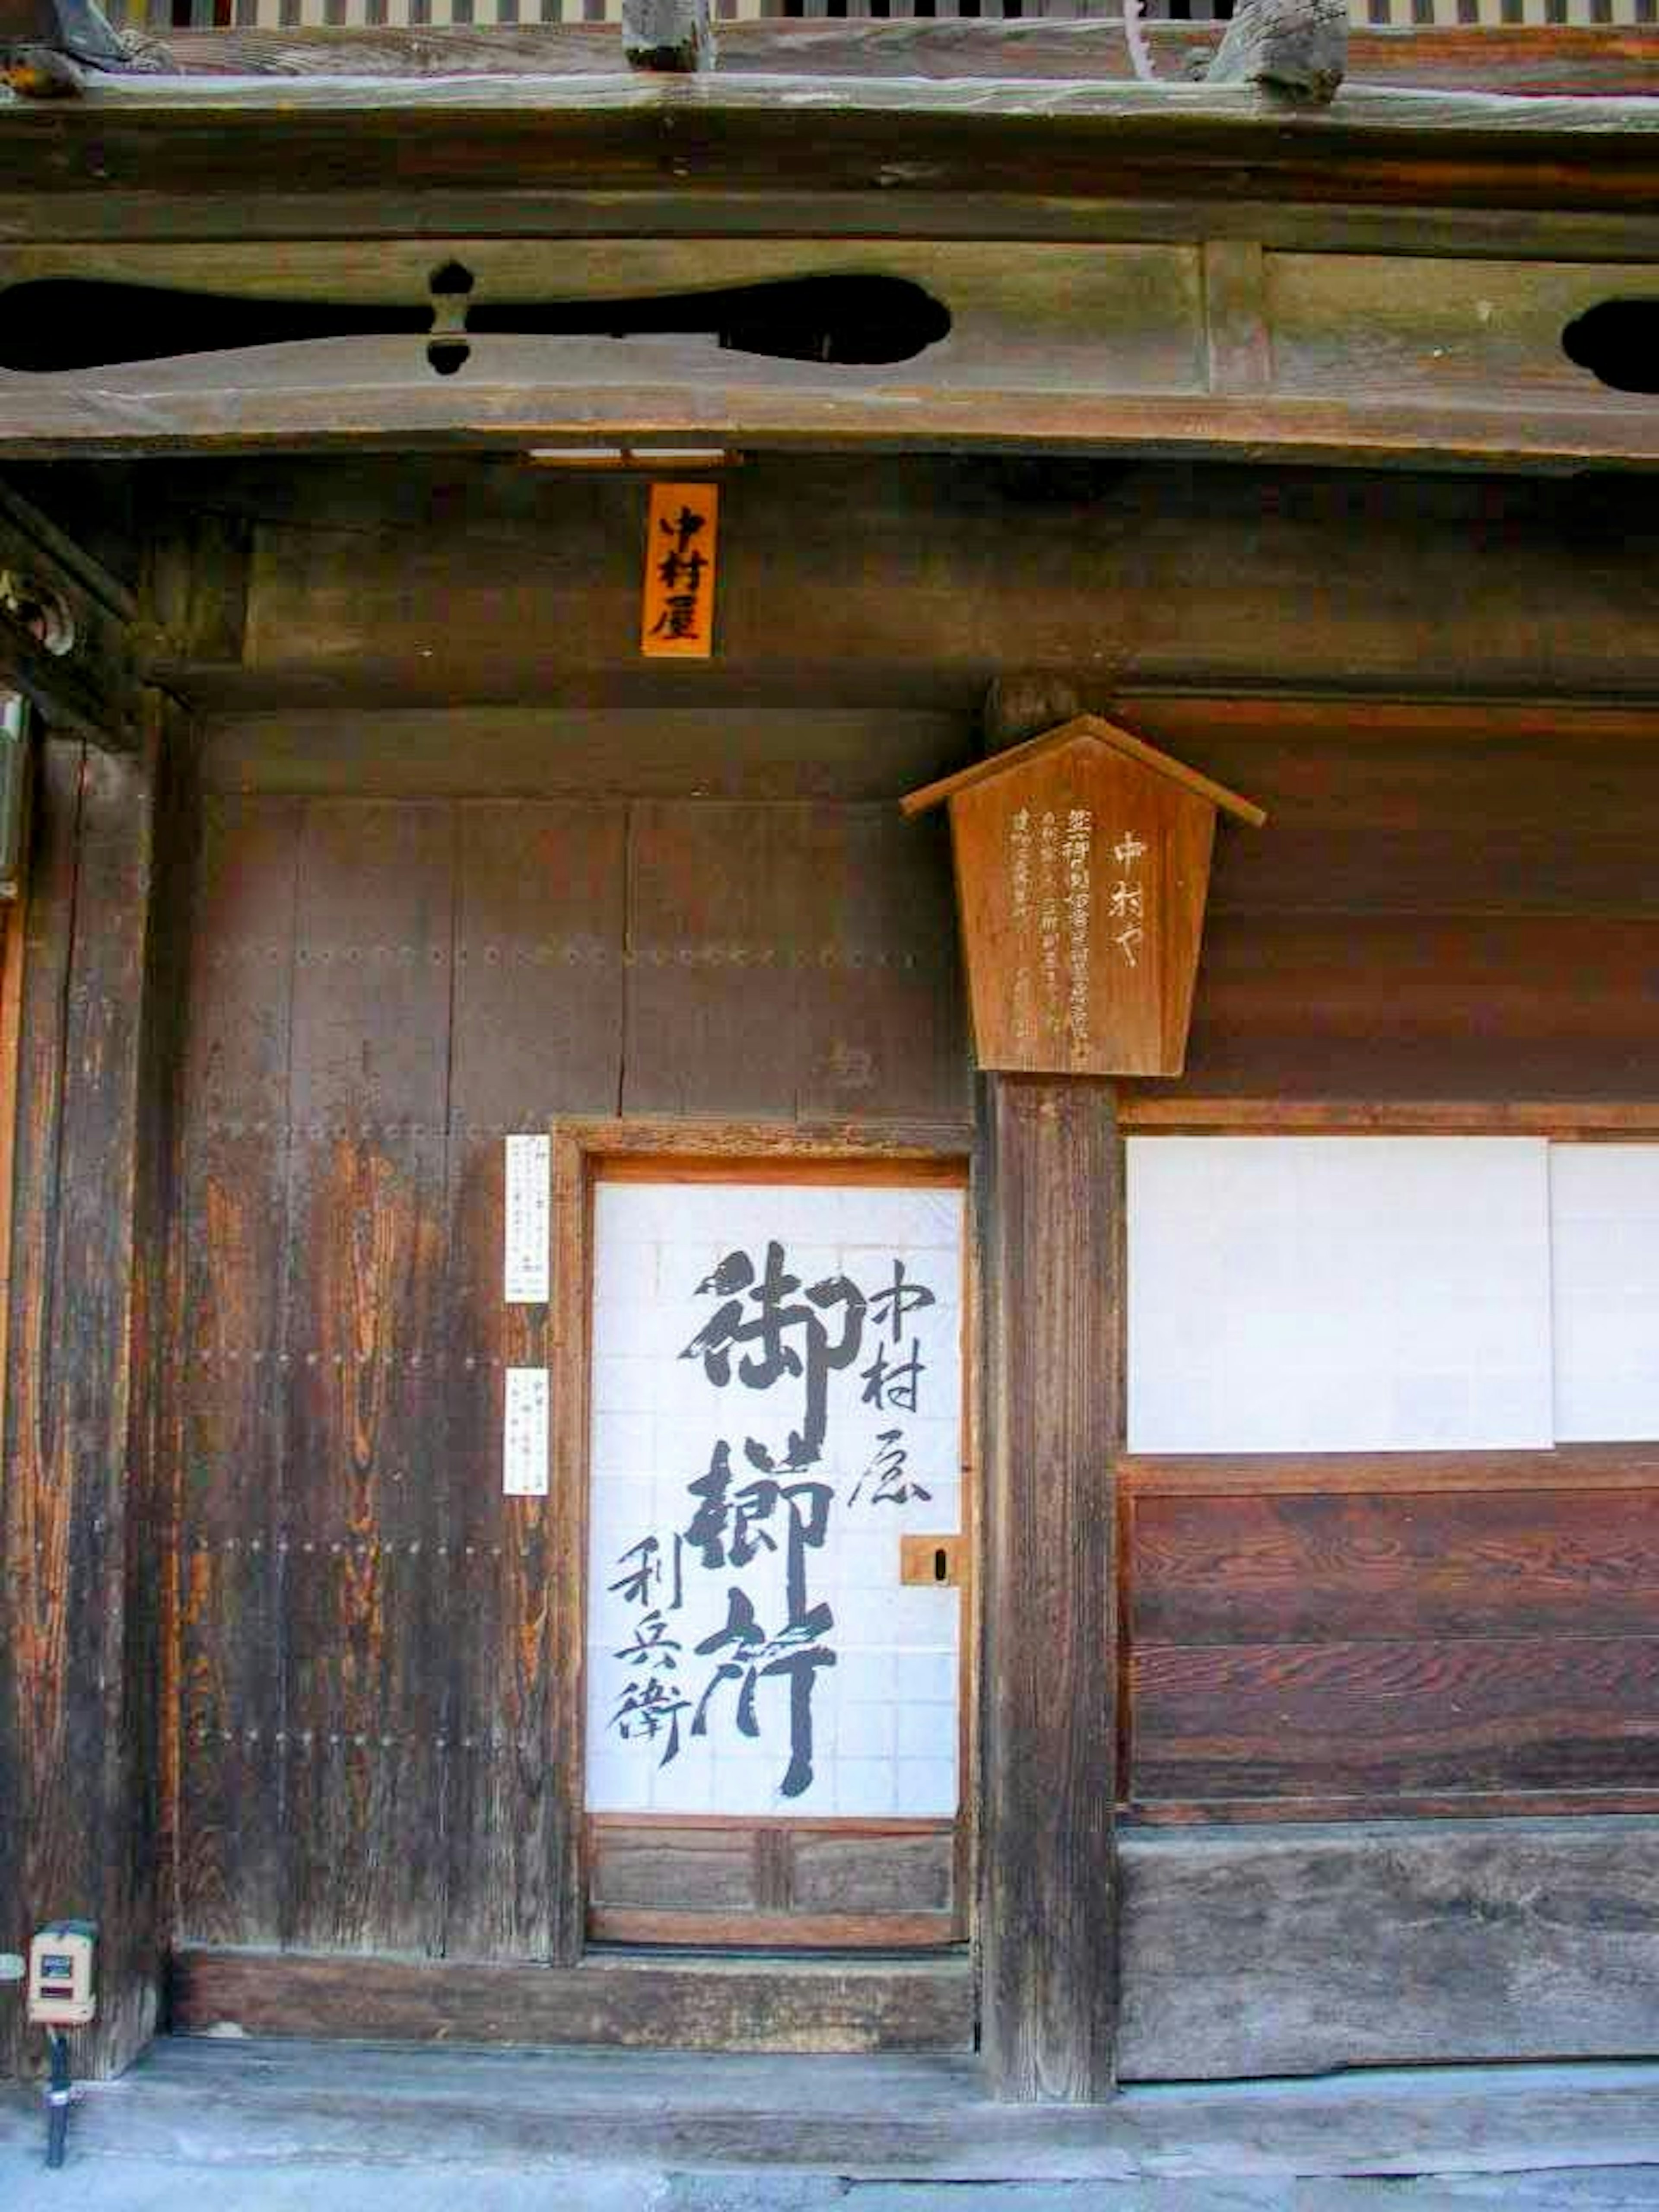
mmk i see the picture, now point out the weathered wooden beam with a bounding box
[978,1071,1122,2101]
[977,671,1122,2102]
[0,486,142,750]
[1205,0,1348,103]
[0,712,172,2081]
[170,1948,974,2052]
[1119,1817,1659,2079]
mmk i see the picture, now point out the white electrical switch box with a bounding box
[26,1924,95,2028]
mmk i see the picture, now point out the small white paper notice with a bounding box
[503,1367,550,1497]
[504,1134,551,1304]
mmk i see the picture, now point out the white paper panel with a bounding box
[503,1367,550,1497]
[585,1180,964,1819]
[503,1133,551,1304]
[1127,1136,1554,1453]
[1551,1143,1659,1441]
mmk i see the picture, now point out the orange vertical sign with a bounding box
[641,481,719,659]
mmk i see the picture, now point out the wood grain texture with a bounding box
[146,22,1659,98]
[945,739,1220,1078]
[175,795,301,1945]
[1131,1487,1659,1646]
[196,707,970,804]
[1171,912,1659,1103]
[623,802,968,1123]
[170,460,1659,710]
[1131,1635,1659,1802]
[978,1074,1120,2101]
[1118,1816,1659,2079]
[169,1946,974,2053]
[281,802,453,1956]
[0,729,165,2080]
[587,1818,957,1945]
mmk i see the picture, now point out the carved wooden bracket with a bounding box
[0,482,143,750]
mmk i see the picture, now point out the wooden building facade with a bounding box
[0,26,1657,2105]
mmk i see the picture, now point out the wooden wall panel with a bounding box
[1125,1469,1659,1816]
[1172,913,1659,1102]
[0,733,168,2080]
[176,797,301,1945]
[586,1819,958,1947]
[1132,1487,1659,1646]
[443,801,624,1963]
[169,780,973,1964]
[1133,1635,1659,1802]
[1117,1818,1659,2080]
[281,803,454,1955]
[623,802,968,1122]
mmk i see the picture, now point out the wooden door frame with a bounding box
[549,1115,977,1966]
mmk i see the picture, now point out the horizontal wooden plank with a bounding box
[197,708,970,802]
[152,22,1659,99]
[1119,1099,1659,1135]
[1121,1446,1659,1496]
[588,1911,959,1948]
[1131,1635,1659,1801]
[169,1947,974,2053]
[791,1827,955,1915]
[1174,913,1659,1102]
[1118,1816,1659,2079]
[1131,1487,1659,1646]
[1126,1788,1659,1824]
[10,379,1659,470]
[13,82,1659,217]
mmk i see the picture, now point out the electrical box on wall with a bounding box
[26,1923,96,2028]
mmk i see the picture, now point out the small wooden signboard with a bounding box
[640,481,719,659]
[902,714,1264,1078]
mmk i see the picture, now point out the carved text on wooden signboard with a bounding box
[903,715,1264,1079]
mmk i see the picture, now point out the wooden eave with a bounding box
[6,76,1659,218]
[901,713,1267,825]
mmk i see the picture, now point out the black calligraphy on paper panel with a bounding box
[606,1236,940,1802]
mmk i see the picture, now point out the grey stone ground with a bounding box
[0,2151,1658,2209]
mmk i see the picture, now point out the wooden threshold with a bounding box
[168,1947,973,2054]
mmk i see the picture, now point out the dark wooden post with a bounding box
[0,709,175,2081]
[977,676,1122,2101]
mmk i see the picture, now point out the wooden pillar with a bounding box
[976,674,1122,2101]
[0,715,173,2080]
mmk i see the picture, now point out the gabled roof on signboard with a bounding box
[900,713,1267,828]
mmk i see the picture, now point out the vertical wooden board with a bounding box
[2,737,164,2079]
[175,795,301,1946]
[444,801,625,1962]
[794,807,973,1124]
[623,802,816,1119]
[282,802,454,1956]
[979,1076,1121,2101]
[0,741,83,2081]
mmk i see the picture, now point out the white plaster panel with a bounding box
[1551,1143,1659,1442]
[1127,1136,1554,1453]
